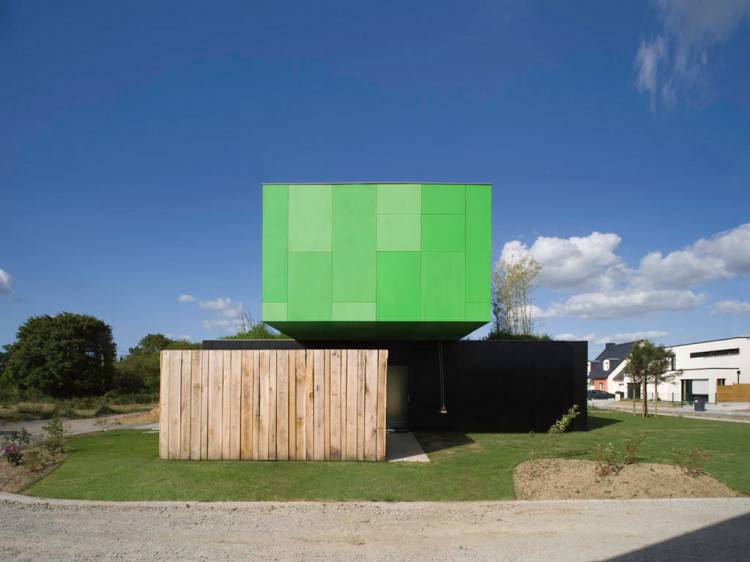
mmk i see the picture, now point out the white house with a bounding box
[610,336,750,403]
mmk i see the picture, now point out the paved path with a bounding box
[595,401,750,423]
[0,413,150,439]
[1,493,748,560]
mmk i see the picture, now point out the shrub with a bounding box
[548,405,580,435]
[95,403,115,417]
[42,416,67,454]
[8,428,32,446]
[594,442,618,477]
[674,447,710,477]
[622,434,646,465]
[2,441,24,466]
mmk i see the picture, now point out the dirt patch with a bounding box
[514,458,741,500]
[118,406,159,425]
[0,452,62,493]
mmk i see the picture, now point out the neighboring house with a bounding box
[610,336,750,403]
[588,342,636,393]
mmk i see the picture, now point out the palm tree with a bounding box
[647,346,680,416]
[623,340,653,417]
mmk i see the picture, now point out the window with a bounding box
[689,348,739,359]
[603,359,610,371]
[717,379,726,386]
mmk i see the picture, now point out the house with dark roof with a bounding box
[588,341,636,393]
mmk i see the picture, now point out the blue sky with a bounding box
[1,1,749,358]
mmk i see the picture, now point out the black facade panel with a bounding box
[202,339,588,432]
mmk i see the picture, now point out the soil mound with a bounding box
[514,458,740,500]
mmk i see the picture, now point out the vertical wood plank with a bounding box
[228,349,242,459]
[313,350,325,461]
[207,350,223,459]
[329,350,341,460]
[200,350,209,460]
[357,350,366,461]
[276,350,289,460]
[295,350,306,459]
[267,350,278,460]
[159,351,169,459]
[180,350,192,459]
[240,350,254,459]
[288,350,296,460]
[376,350,388,461]
[324,350,331,460]
[364,349,378,461]
[221,350,232,459]
[189,350,202,459]
[258,350,270,460]
[345,350,358,460]
[168,350,182,459]
[339,350,347,459]
[252,350,261,460]
[305,350,314,460]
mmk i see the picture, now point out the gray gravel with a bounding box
[1,493,748,561]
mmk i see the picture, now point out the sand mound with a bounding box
[514,458,740,500]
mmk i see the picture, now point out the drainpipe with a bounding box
[438,341,447,414]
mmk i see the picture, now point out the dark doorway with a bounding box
[387,365,409,430]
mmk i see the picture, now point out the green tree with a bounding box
[488,256,542,339]
[647,345,679,416]
[5,313,116,398]
[115,333,198,392]
[623,340,677,418]
[223,312,289,340]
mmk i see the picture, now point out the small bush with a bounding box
[42,416,67,454]
[95,403,115,417]
[674,447,710,477]
[594,442,618,477]
[2,441,24,466]
[548,405,580,435]
[7,428,32,446]
[622,434,646,465]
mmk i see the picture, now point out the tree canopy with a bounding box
[4,312,116,398]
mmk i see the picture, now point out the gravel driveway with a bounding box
[1,494,748,561]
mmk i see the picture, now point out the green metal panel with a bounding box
[377,184,421,214]
[332,302,376,321]
[262,182,490,340]
[377,214,421,251]
[421,214,465,252]
[376,251,421,321]
[421,252,465,321]
[261,184,288,303]
[421,184,465,214]
[288,185,332,251]
[465,185,492,306]
[288,251,332,321]
[332,185,376,301]
[262,302,287,321]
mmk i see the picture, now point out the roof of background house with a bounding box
[588,341,636,380]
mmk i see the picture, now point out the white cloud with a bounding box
[714,300,750,314]
[0,268,11,294]
[179,294,245,332]
[502,222,749,319]
[538,289,704,320]
[635,0,750,109]
[554,333,595,342]
[636,223,750,288]
[594,330,670,345]
[500,232,622,289]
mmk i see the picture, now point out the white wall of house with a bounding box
[613,337,750,403]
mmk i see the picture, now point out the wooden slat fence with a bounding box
[159,349,388,461]
[717,383,750,403]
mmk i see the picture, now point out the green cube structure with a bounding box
[262,183,491,340]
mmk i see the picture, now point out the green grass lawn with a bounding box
[25,412,750,501]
